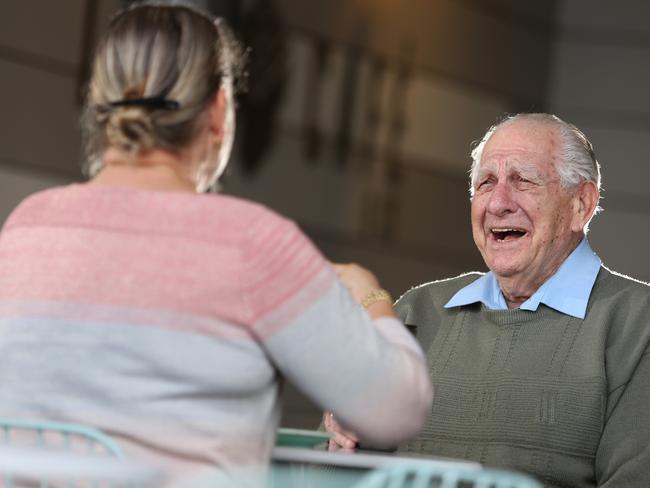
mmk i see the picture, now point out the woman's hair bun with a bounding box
[105,106,156,153]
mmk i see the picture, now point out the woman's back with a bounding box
[0,184,432,483]
[0,184,327,475]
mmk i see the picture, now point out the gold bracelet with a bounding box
[361,289,393,308]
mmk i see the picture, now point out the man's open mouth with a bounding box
[491,228,528,241]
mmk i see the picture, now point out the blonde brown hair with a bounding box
[82,4,242,181]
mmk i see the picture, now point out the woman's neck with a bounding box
[89,148,196,193]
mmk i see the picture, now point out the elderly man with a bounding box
[326,113,650,487]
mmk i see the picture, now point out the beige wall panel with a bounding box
[313,48,347,136]
[277,0,553,102]
[349,55,388,151]
[279,37,310,128]
[392,168,484,271]
[401,77,507,171]
[549,41,650,112]
[280,36,509,175]
[280,36,353,137]
[278,38,349,136]
[485,0,557,23]
[0,0,85,65]
[0,59,81,175]
[575,126,650,199]
[589,210,650,283]
[557,0,650,31]
[317,232,471,298]
[223,136,365,236]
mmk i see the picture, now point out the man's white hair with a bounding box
[469,114,602,206]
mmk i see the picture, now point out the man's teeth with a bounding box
[491,228,527,240]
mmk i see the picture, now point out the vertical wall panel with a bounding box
[548,0,650,281]
[0,60,81,175]
[0,1,85,65]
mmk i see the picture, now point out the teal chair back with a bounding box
[0,418,123,457]
[0,417,139,487]
[353,462,543,488]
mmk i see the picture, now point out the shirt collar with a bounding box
[444,238,601,319]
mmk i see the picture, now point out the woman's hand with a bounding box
[333,263,395,319]
[332,263,380,302]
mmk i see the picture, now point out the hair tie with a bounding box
[107,96,179,110]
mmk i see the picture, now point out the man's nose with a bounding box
[486,182,517,216]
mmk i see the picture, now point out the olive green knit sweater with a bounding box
[396,267,650,488]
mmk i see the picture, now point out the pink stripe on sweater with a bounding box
[0,185,334,336]
[251,266,338,338]
[247,251,325,322]
[0,226,246,321]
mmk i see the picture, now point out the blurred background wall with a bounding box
[1,0,649,428]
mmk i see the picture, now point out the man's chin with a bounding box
[485,258,525,279]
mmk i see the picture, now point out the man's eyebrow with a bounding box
[513,164,545,182]
[475,165,495,180]
[475,161,546,182]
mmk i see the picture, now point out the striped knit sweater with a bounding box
[396,271,650,487]
[0,184,431,485]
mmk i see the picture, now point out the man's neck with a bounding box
[503,292,532,309]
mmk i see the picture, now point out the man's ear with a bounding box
[208,88,226,141]
[571,181,599,232]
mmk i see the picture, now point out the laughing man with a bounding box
[326,113,650,487]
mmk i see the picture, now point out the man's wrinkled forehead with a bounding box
[478,124,558,177]
[481,145,545,164]
[476,157,547,182]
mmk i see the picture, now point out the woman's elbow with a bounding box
[354,375,433,449]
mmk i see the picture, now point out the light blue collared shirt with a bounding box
[444,238,601,319]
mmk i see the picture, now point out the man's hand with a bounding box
[323,411,359,451]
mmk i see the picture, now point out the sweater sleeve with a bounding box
[595,348,650,487]
[242,214,432,448]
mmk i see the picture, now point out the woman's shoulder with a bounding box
[1,185,71,230]
[2,184,300,244]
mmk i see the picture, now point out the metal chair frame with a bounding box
[354,462,543,488]
[0,417,127,487]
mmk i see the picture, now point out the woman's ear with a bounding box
[208,88,227,142]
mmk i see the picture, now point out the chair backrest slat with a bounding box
[0,417,129,487]
[353,461,543,488]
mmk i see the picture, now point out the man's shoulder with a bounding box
[394,272,483,330]
[396,272,484,308]
[589,266,650,338]
[594,265,650,299]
